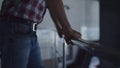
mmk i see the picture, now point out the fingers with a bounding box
[72,30,81,38]
[57,29,63,38]
[65,30,81,45]
[58,31,62,38]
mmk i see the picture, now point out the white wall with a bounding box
[81,0,100,41]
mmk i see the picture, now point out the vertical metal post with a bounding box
[62,35,66,68]
[54,31,58,68]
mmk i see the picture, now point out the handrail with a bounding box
[72,38,120,66]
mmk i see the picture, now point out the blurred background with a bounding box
[1,0,120,68]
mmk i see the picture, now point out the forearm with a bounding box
[49,12,63,37]
[46,0,71,30]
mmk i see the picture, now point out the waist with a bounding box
[0,15,38,32]
[1,14,34,23]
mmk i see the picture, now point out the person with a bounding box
[0,0,81,68]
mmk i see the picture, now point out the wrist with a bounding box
[63,25,72,31]
[63,27,73,36]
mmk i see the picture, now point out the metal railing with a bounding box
[71,38,120,66]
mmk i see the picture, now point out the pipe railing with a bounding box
[71,38,120,66]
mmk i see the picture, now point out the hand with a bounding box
[63,28,81,45]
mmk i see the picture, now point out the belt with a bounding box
[0,15,37,32]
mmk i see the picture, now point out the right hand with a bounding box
[64,28,81,45]
[58,28,81,45]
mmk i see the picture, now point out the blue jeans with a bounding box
[0,20,44,68]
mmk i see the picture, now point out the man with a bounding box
[0,0,81,68]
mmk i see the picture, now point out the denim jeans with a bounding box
[0,20,44,68]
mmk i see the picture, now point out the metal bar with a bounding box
[71,38,120,66]
[62,35,66,68]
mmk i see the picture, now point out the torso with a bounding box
[1,0,46,23]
